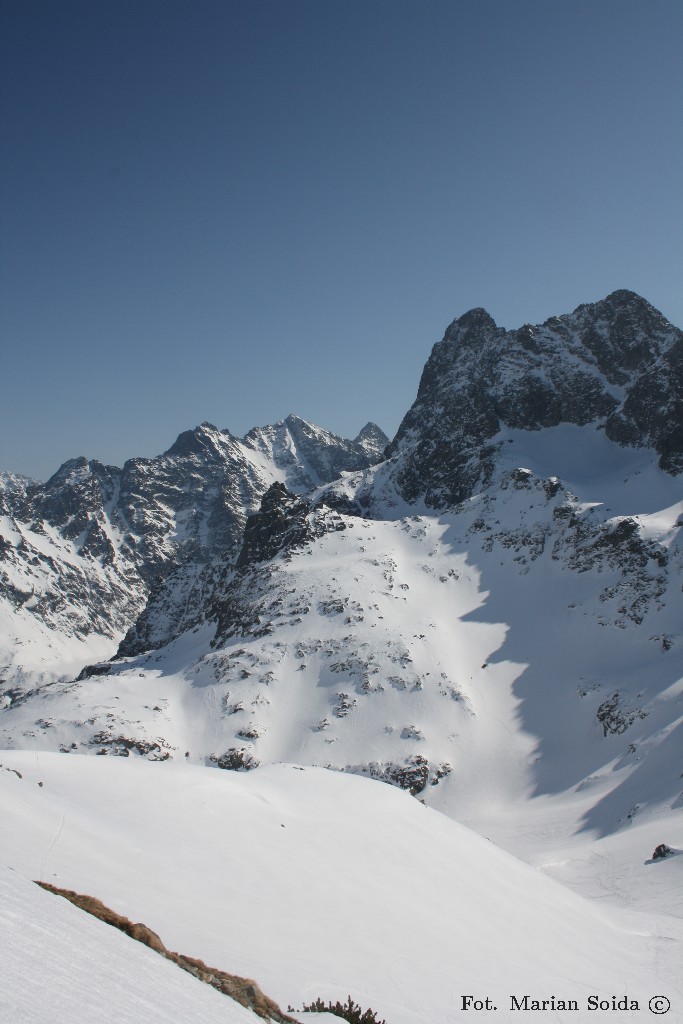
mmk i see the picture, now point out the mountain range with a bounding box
[0,414,387,683]
[1,288,682,1022]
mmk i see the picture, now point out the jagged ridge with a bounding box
[386,290,683,508]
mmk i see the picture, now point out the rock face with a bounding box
[213,484,350,647]
[235,483,315,569]
[0,465,145,652]
[0,418,386,680]
[386,290,683,507]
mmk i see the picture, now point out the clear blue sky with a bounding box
[2,0,682,480]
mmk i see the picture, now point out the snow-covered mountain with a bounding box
[2,290,681,852]
[5,430,680,853]
[0,416,387,686]
[2,289,682,1021]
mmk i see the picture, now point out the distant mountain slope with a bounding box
[2,293,681,824]
[0,417,386,685]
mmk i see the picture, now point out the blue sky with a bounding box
[2,0,682,480]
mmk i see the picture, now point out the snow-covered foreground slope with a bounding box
[0,863,264,1024]
[2,754,682,1024]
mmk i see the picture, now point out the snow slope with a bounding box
[0,864,262,1024]
[2,753,681,1024]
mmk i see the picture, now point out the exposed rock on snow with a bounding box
[36,881,297,1023]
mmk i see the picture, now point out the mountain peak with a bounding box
[571,289,668,329]
[444,307,498,342]
[603,288,648,305]
[354,422,389,460]
[45,456,92,488]
[388,292,682,506]
[164,423,226,459]
[283,413,312,429]
[355,421,387,442]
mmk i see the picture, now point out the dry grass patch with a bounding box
[36,881,297,1022]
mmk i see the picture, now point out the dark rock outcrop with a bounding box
[236,483,313,568]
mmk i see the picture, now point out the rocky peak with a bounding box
[562,290,677,379]
[0,473,35,520]
[236,482,312,568]
[577,288,662,323]
[163,422,229,461]
[386,291,683,507]
[443,307,499,344]
[354,422,389,460]
[283,413,312,431]
[242,414,385,490]
[33,458,119,543]
[0,472,35,491]
[44,456,93,488]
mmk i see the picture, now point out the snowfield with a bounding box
[1,863,261,1024]
[2,753,682,1024]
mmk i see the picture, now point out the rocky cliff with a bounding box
[385,290,682,508]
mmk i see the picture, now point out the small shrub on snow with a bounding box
[299,994,388,1024]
